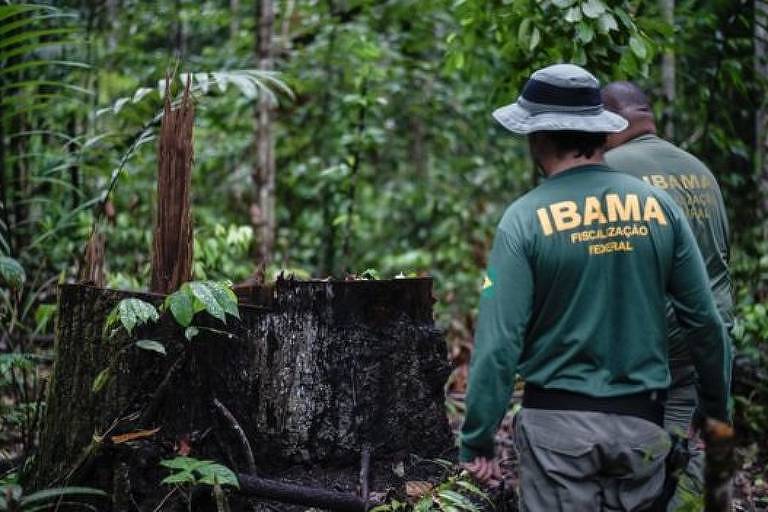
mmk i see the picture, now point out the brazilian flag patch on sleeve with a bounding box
[481,267,496,298]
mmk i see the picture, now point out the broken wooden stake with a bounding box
[78,228,105,287]
[150,74,195,294]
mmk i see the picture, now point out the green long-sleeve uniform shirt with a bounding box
[605,134,733,366]
[459,164,731,462]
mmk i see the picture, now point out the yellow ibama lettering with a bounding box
[668,175,681,189]
[536,208,554,236]
[549,201,581,231]
[606,194,641,222]
[643,197,667,225]
[651,175,668,189]
[680,175,699,189]
[583,196,607,225]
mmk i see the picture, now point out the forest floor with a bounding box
[446,363,768,512]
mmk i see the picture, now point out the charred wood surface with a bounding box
[34,278,453,510]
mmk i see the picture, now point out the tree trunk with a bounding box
[253,0,276,266]
[33,278,453,511]
[0,88,9,256]
[660,0,675,141]
[230,0,240,40]
[756,0,768,216]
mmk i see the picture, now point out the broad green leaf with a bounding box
[189,282,226,323]
[207,281,239,319]
[577,23,594,43]
[529,27,541,52]
[437,490,479,512]
[112,97,130,113]
[564,6,582,23]
[161,471,197,485]
[0,5,49,23]
[597,13,618,33]
[132,87,155,103]
[517,18,531,46]
[20,487,107,506]
[0,256,25,289]
[196,463,240,489]
[455,480,485,497]
[92,368,111,393]
[0,27,76,51]
[104,307,120,334]
[34,303,56,332]
[167,289,194,327]
[581,0,606,19]
[455,480,493,506]
[160,456,213,471]
[112,298,159,334]
[629,35,647,59]
[613,7,634,29]
[551,0,576,7]
[184,326,199,341]
[135,339,166,355]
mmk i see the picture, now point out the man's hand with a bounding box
[461,456,502,487]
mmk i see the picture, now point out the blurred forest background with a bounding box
[0,0,767,507]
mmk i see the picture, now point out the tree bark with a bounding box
[756,0,768,215]
[660,0,675,141]
[34,279,453,511]
[150,80,194,294]
[0,88,9,256]
[230,0,240,40]
[253,0,276,266]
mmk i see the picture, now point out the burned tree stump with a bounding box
[33,278,453,511]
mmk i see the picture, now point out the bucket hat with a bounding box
[492,64,628,134]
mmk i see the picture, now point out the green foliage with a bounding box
[193,224,254,281]
[1,2,765,502]
[0,473,107,512]
[160,456,239,489]
[446,0,669,91]
[134,339,166,356]
[0,257,25,289]
[371,469,489,512]
[104,297,160,335]
[164,281,239,327]
[97,70,292,119]
[91,367,112,393]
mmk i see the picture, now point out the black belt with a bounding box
[522,383,667,427]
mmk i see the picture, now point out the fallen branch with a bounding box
[213,397,257,475]
[236,474,378,512]
[359,444,371,510]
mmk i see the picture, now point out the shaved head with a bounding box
[602,81,651,112]
[601,81,656,149]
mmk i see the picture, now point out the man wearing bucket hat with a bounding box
[459,64,731,511]
[601,81,734,509]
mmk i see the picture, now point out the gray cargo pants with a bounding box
[514,408,671,511]
[664,365,705,511]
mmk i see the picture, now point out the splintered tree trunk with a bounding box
[150,79,194,294]
[252,0,276,265]
[34,278,453,511]
[78,229,105,287]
